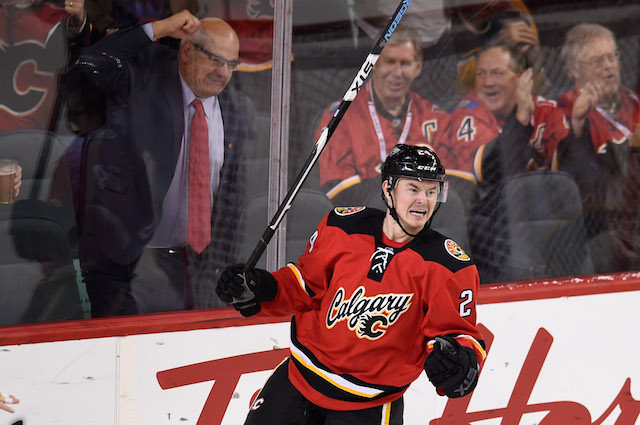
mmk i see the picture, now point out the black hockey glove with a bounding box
[424,335,479,398]
[216,264,277,317]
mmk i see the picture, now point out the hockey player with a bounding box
[313,27,450,206]
[217,144,486,425]
[435,43,568,187]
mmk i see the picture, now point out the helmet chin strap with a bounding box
[384,188,440,238]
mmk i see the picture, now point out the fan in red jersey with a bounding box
[314,27,451,207]
[436,43,568,187]
[556,23,640,273]
[217,145,485,425]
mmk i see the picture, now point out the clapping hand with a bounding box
[572,81,604,137]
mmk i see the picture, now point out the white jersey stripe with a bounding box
[287,264,312,297]
[289,344,384,398]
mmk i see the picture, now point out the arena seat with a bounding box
[0,130,83,324]
[488,171,594,283]
[235,189,334,269]
[240,112,271,199]
[445,174,478,216]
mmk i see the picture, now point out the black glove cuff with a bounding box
[252,268,278,302]
[234,300,262,317]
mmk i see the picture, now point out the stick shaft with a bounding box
[245,0,413,270]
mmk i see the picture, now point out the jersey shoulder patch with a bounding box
[334,206,366,216]
[327,207,383,236]
[410,230,475,273]
[443,239,471,262]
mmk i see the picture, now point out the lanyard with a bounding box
[595,105,632,140]
[367,80,413,162]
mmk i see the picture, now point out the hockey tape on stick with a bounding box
[234,0,414,302]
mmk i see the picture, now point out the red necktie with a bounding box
[188,99,211,253]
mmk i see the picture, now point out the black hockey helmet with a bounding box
[380,144,448,237]
[381,144,448,202]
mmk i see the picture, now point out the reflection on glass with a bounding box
[1,0,640,326]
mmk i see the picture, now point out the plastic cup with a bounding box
[0,160,18,204]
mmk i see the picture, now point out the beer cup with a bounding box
[0,160,18,204]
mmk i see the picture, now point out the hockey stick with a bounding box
[239,0,413,291]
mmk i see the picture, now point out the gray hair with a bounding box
[387,26,423,63]
[561,23,616,71]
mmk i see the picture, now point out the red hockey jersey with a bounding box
[435,90,568,182]
[558,85,640,154]
[259,207,485,411]
[316,82,450,196]
[0,3,72,131]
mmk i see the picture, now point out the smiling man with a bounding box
[555,24,640,271]
[77,10,254,315]
[435,43,568,187]
[314,27,450,206]
[557,23,640,149]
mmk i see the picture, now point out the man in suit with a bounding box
[78,10,254,316]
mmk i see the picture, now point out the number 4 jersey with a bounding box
[257,207,486,411]
[434,90,569,183]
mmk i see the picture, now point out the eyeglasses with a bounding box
[579,51,620,69]
[193,44,240,72]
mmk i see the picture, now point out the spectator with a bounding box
[435,43,568,281]
[448,0,545,95]
[557,24,638,146]
[437,43,568,191]
[77,10,254,316]
[0,392,19,414]
[0,0,89,132]
[556,23,640,272]
[314,27,450,206]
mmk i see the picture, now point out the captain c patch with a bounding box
[444,239,470,261]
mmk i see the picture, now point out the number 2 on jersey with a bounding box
[459,289,473,317]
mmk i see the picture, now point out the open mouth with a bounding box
[483,90,500,100]
[409,209,427,218]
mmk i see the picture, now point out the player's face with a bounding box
[387,178,438,235]
[372,42,422,103]
[475,47,519,118]
[180,37,238,98]
[573,36,620,100]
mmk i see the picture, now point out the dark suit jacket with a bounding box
[78,25,254,267]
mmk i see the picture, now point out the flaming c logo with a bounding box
[445,239,470,261]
